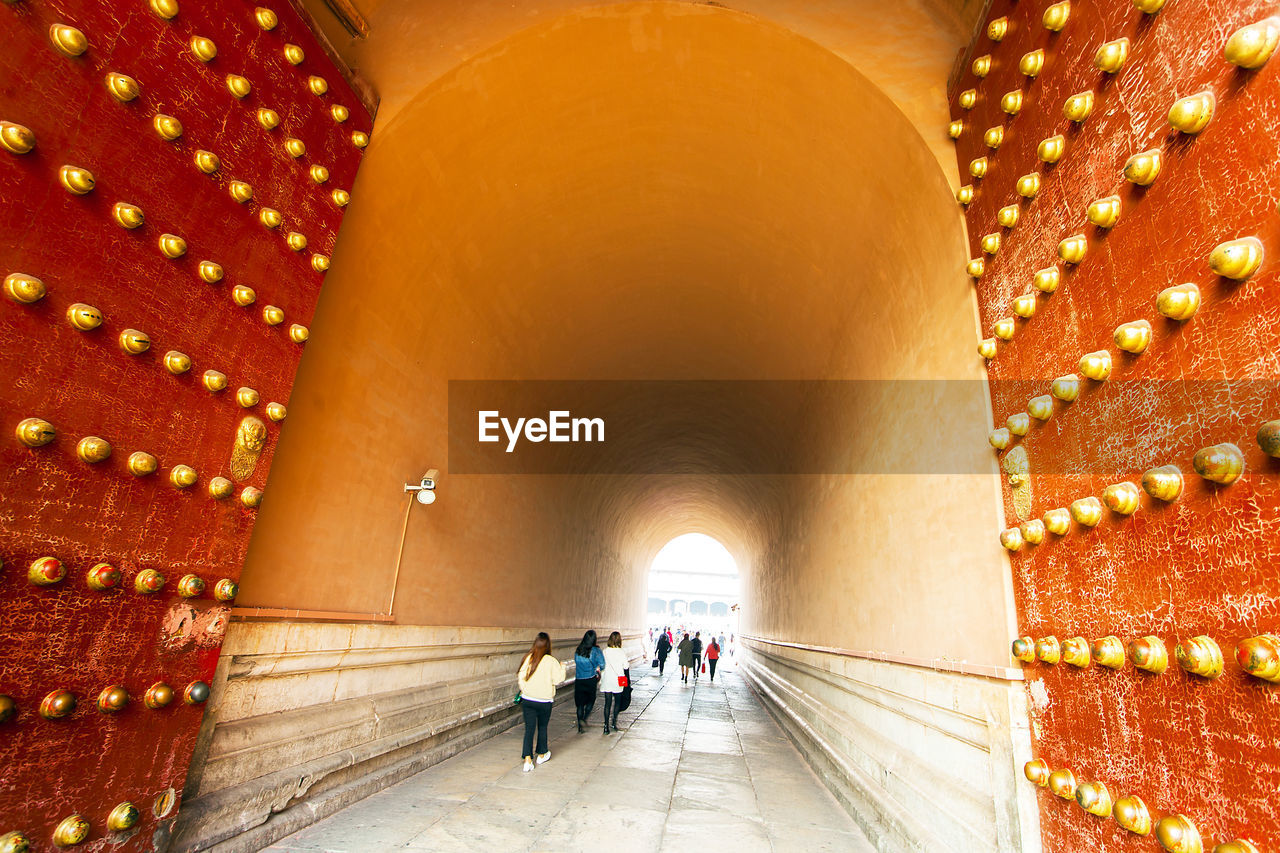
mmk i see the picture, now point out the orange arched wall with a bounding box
[239,1,1012,664]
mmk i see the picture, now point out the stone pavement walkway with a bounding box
[270,661,874,852]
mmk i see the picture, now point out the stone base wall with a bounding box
[172,623,646,853]
[739,637,1040,853]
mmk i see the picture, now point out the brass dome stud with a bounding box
[194,150,221,174]
[28,556,66,586]
[177,574,205,598]
[59,165,95,195]
[1116,788,1157,829]
[190,36,218,63]
[1157,283,1200,320]
[4,273,46,304]
[1141,465,1183,501]
[1095,38,1130,74]
[170,465,198,489]
[1131,636,1169,674]
[1123,149,1162,186]
[1114,320,1151,353]
[1069,496,1103,527]
[1047,768,1076,800]
[105,72,140,102]
[150,0,179,19]
[51,816,90,847]
[15,417,56,448]
[39,689,76,720]
[1176,636,1224,678]
[1063,92,1094,123]
[1154,814,1202,853]
[112,202,144,229]
[1075,781,1112,818]
[127,452,158,477]
[226,74,252,99]
[1035,636,1060,664]
[134,569,165,594]
[1192,443,1244,484]
[254,7,278,30]
[1042,2,1071,32]
[1062,637,1090,668]
[144,682,173,708]
[107,802,140,832]
[1168,92,1215,134]
[1091,636,1125,669]
[0,121,35,154]
[1225,17,1280,69]
[49,24,88,58]
[1019,49,1044,77]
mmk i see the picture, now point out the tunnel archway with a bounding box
[185,4,1035,850]
[240,1,1010,661]
[646,532,740,631]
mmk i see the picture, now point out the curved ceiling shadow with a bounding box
[304,0,980,175]
[241,2,1011,664]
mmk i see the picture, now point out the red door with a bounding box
[954,1,1280,850]
[0,2,369,849]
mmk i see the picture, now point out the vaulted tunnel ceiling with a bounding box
[240,1,1013,664]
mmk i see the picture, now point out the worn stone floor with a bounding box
[269,659,874,852]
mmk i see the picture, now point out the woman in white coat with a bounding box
[599,631,629,734]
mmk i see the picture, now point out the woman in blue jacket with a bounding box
[573,630,606,733]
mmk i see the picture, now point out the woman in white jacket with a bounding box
[517,632,566,771]
[599,631,629,734]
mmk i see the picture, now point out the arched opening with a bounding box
[183,4,1034,850]
[239,1,1009,664]
[647,533,740,638]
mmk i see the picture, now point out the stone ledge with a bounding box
[739,645,1039,853]
[174,693,529,853]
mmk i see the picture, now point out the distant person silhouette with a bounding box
[677,633,693,683]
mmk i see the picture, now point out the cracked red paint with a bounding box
[0,1,368,849]
[955,1,1280,851]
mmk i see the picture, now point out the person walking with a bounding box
[573,630,605,734]
[600,631,629,734]
[655,630,672,675]
[517,632,565,772]
[677,633,693,683]
[691,632,704,681]
[706,637,721,682]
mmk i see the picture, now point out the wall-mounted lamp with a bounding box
[404,469,439,505]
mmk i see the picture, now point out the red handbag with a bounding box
[617,675,629,687]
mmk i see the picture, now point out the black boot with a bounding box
[603,723,610,734]
[577,717,584,734]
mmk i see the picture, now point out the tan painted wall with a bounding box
[239,2,1014,665]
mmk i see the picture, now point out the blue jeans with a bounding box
[521,700,552,758]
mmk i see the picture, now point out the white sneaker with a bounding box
[523,758,534,772]
[536,751,551,765]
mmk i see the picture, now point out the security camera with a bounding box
[404,468,440,505]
